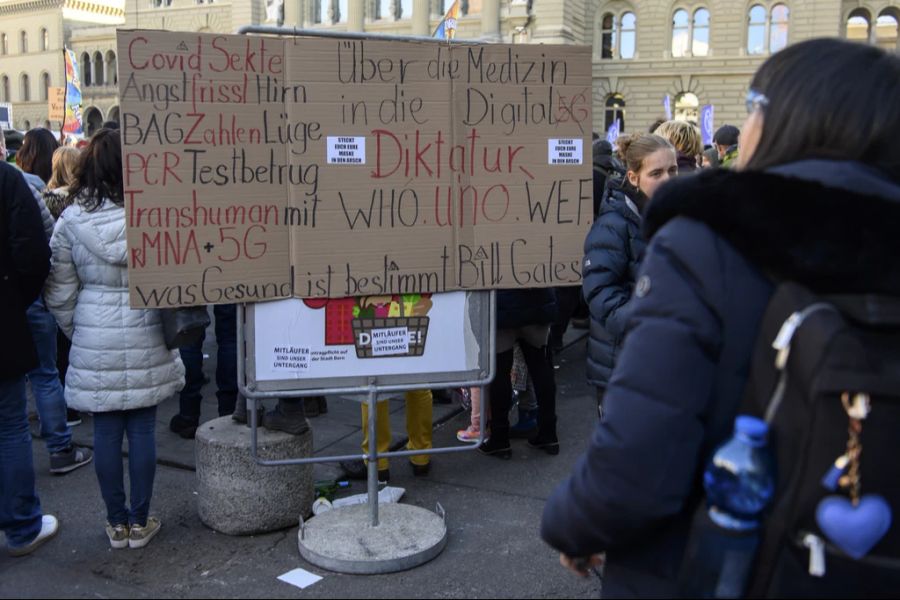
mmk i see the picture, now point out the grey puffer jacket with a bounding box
[44,198,184,413]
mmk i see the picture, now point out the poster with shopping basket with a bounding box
[252,292,472,381]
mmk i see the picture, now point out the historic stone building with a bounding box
[0,0,897,135]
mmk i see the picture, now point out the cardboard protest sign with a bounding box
[48,87,66,121]
[118,30,592,308]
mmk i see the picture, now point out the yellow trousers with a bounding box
[361,389,433,470]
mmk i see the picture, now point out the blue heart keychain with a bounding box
[815,393,893,560]
[816,494,892,559]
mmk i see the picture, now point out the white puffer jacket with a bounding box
[44,198,185,413]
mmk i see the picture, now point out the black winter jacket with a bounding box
[0,162,52,380]
[582,177,647,389]
[542,161,900,598]
[496,288,556,331]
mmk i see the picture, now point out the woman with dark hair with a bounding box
[17,128,59,186]
[44,129,184,550]
[542,38,900,597]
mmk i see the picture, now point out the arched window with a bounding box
[596,9,636,59]
[1,76,9,102]
[876,10,899,51]
[674,92,699,124]
[20,30,27,54]
[620,12,637,59]
[692,8,710,56]
[20,73,30,102]
[80,52,92,86]
[106,50,118,86]
[40,28,49,51]
[672,9,690,57]
[770,4,789,52]
[847,9,871,43]
[1,34,7,55]
[378,0,392,19]
[599,12,616,58]
[747,5,767,54]
[605,94,626,132]
[41,72,50,101]
[93,52,104,86]
[23,120,31,130]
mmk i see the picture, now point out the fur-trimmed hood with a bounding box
[645,161,900,295]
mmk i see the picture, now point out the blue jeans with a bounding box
[0,376,43,548]
[178,304,237,419]
[26,298,71,454]
[93,406,157,527]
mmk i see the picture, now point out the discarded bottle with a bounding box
[680,416,776,598]
[314,479,350,502]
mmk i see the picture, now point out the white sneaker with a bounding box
[8,515,59,557]
[128,517,161,549]
[105,523,129,549]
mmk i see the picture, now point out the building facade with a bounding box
[0,0,897,135]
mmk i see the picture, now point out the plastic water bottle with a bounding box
[680,416,776,598]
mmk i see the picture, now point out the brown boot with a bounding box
[263,398,310,435]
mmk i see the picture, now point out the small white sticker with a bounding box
[370,327,410,357]
[327,136,366,164]
[271,345,310,372]
[548,138,583,165]
[277,568,323,589]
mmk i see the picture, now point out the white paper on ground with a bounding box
[277,568,323,589]
[331,486,406,508]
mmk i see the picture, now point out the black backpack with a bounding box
[741,282,900,598]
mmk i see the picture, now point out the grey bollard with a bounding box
[195,416,314,535]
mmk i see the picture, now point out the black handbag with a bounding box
[159,306,211,350]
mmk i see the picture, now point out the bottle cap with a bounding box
[735,415,768,445]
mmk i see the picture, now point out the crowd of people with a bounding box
[1,35,898,599]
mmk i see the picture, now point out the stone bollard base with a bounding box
[196,416,314,536]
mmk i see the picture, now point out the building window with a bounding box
[620,12,636,59]
[461,0,481,16]
[23,119,30,129]
[20,74,30,102]
[605,94,626,132]
[599,13,616,58]
[41,73,50,101]
[1,76,9,102]
[674,92,699,124]
[770,4,789,52]
[672,9,690,57]
[400,0,412,19]
[376,0,397,20]
[692,8,710,56]
[749,4,790,55]
[40,28,49,51]
[93,52,104,86]
[80,52,92,87]
[876,9,899,51]
[107,50,118,86]
[153,0,173,7]
[1,34,7,55]
[747,5,766,54]
[847,9,871,43]
[597,9,636,60]
[20,31,27,54]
